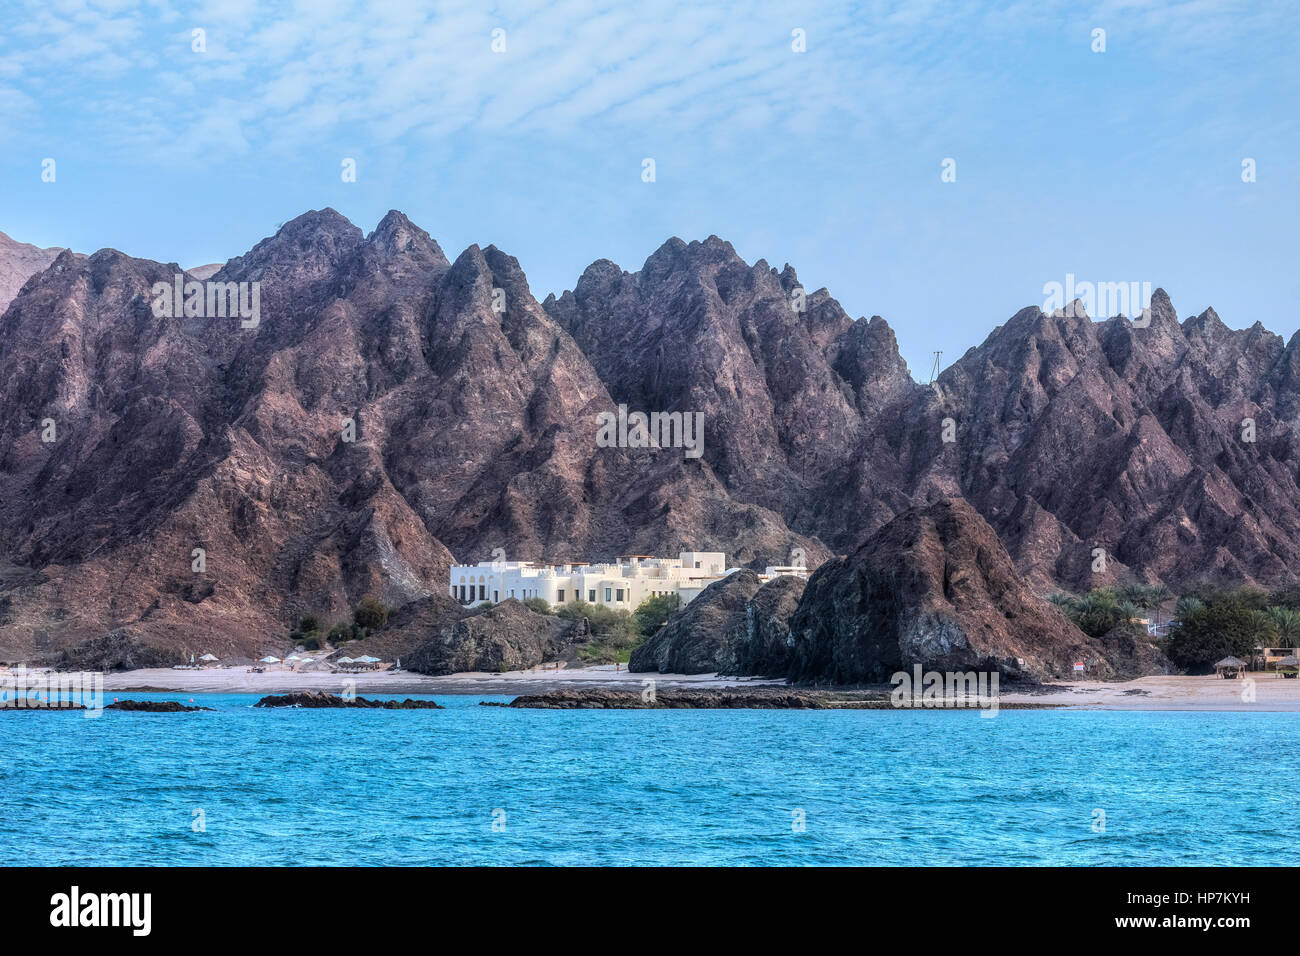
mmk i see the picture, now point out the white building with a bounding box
[449,551,807,611]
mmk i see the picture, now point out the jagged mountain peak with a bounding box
[366,209,447,267]
[220,207,365,283]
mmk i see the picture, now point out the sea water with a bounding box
[2,694,1295,866]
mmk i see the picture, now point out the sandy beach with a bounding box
[101,663,782,697]
[91,665,1300,711]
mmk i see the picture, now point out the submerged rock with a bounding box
[0,700,86,711]
[505,688,831,709]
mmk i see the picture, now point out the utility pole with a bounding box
[928,351,942,385]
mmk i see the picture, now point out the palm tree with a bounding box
[1116,600,1143,623]
[1267,606,1300,648]
[1249,610,1279,648]
[1145,584,1172,625]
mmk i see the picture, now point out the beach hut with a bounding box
[259,656,281,664]
[1277,655,1299,679]
[198,653,220,668]
[1214,656,1246,679]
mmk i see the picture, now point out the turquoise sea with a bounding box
[2,693,1296,866]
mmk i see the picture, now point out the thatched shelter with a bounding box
[1214,656,1246,679]
[1277,655,1299,679]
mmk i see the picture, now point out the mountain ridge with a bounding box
[0,207,1295,662]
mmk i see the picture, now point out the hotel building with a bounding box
[448,551,808,610]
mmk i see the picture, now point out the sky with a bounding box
[2,0,1297,377]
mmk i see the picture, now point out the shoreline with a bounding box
[77,666,1300,711]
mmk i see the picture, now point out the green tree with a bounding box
[633,593,681,636]
[1166,595,1272,673]
[522,596,553,615]
[557,600,641,663]
[1068,589,1125,638]
[1267,606,1300,648]
[353,595,390,631]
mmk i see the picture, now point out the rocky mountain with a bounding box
[0,208,1296,668]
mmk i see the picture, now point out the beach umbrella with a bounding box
[199,654,218,662]
[357,655,380,663]
[259,656,281,664]
[336,657,355,664]
[299,657,315,664]
[285,655,301,661]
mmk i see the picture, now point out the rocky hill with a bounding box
[1,208,1296,668]
[629,569,805,675]
[786,498,1141,684]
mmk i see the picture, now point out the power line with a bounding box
[928,351,942,385]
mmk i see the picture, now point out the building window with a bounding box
[479,585,486,600]
[695,561,701,568]
[558,590,565,602]
[616,588,625,602]
[588,590,596,602]
[494,591,499,602]
[604,587,612,602]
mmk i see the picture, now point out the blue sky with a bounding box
[2,0,1297,377]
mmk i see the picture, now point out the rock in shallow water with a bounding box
[105,699,212,712]
[254,691,442,709]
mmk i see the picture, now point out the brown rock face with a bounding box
[787,498,1121,683]
[629,570,805,675]
[723,575,806,678]
[404,599,586,675]
[629,569,763,674]
[0,209,1296,671]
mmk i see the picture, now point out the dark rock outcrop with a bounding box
[630,570,763,673]
[254,691,441,708]
[630,570,805,675]
[788,498,1119,683]
[722,575,806,677]
[105,699,212,712]
[56,630,182,672]
[404,599,586,675]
